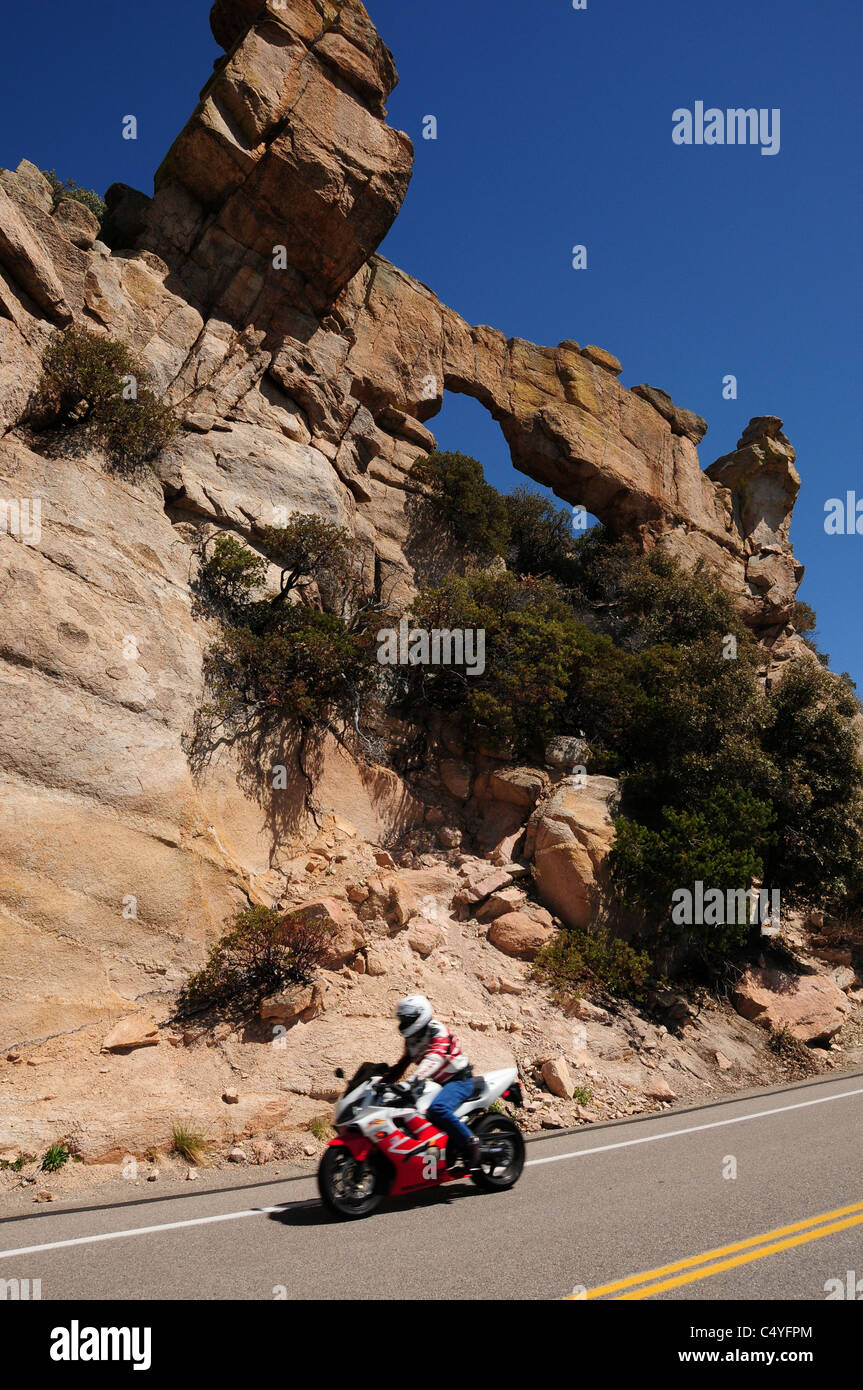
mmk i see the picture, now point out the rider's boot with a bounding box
[464,1136,483,1171]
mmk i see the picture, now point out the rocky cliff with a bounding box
[0,0,806,1063]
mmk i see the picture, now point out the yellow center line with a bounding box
[617,1210,863,1299]
[563,1197,863,1300]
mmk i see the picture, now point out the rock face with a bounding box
[733,967,851,1045]
[145,0,412,316]
[103,0,800,630]
[0,0,806,1048]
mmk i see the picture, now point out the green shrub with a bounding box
[193,516,383,755]
[532,926,653,1003]
[761,661,863,911]
[202,609,378,738]
[573,1086,594,1106]
[504,486,581,585]
[616,549,747,650]
[36,325,177,471]
[41,170,105,224]
[412,451,510,558]
[40,1142,71,1173]
[308,1116,334,1142]
[177,905,333,1015]
[609,790,776,955]
[171,1122,209,1166]
[408,570,586,755]
[196,515,358,624]
[255,516,355,603]
[409,537,863,940]
[792,600,817,636]
[196,533,268,621]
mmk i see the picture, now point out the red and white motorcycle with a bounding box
[318,1062,525,1219]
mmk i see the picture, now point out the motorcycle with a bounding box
[317,1061,525,1219]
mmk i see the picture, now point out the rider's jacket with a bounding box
[399,1021,471,1085]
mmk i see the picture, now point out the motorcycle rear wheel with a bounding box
[468,1113,525,1191]
[318,1145,389,1220]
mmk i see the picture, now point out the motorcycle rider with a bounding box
[384,995,483,1171]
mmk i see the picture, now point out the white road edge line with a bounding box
[2,1083,862,1261]
[524,1084,863,1166]
[0,1203,294,1261]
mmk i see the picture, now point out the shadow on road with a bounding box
[270,1181,487,1228]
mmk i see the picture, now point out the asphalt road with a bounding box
[2,1070,863,1301]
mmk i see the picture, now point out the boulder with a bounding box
[475,886,526,922]
[541,1057,574,1099]
[488,912,555,961]
[289,898,364,968]
[53,197,100,250]
[732,967,850,1045]
[387,879,423,928]
[580,344,622,375]
[566,998,610,1023]
[525,776,618,928]
[364,947,388,976]
[260,981,325,1026]
[829,965,859,993]
[440,759,473,801]
[489,829,526,866]
[6,160,54,213]
[544,736,589,770]
[673,407,708,444]
[645,1078,676,1101]
[486,768,547,807]
[407,920,445,958]
[632,383,675,422]
[464,869,512,902]
[101,1016,159,1052]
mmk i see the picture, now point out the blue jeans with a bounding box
[427,1077,477,1153]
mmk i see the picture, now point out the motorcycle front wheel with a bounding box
[468,1113,525,1191]
[318,1145,389,1219]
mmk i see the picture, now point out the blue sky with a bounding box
[1,0,861,680]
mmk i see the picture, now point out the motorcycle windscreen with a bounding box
[339,1061,389,1095]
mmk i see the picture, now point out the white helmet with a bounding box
[396,994,433,1038]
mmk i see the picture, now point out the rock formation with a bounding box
[107,0,802,628]
[0,0,807,1056]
